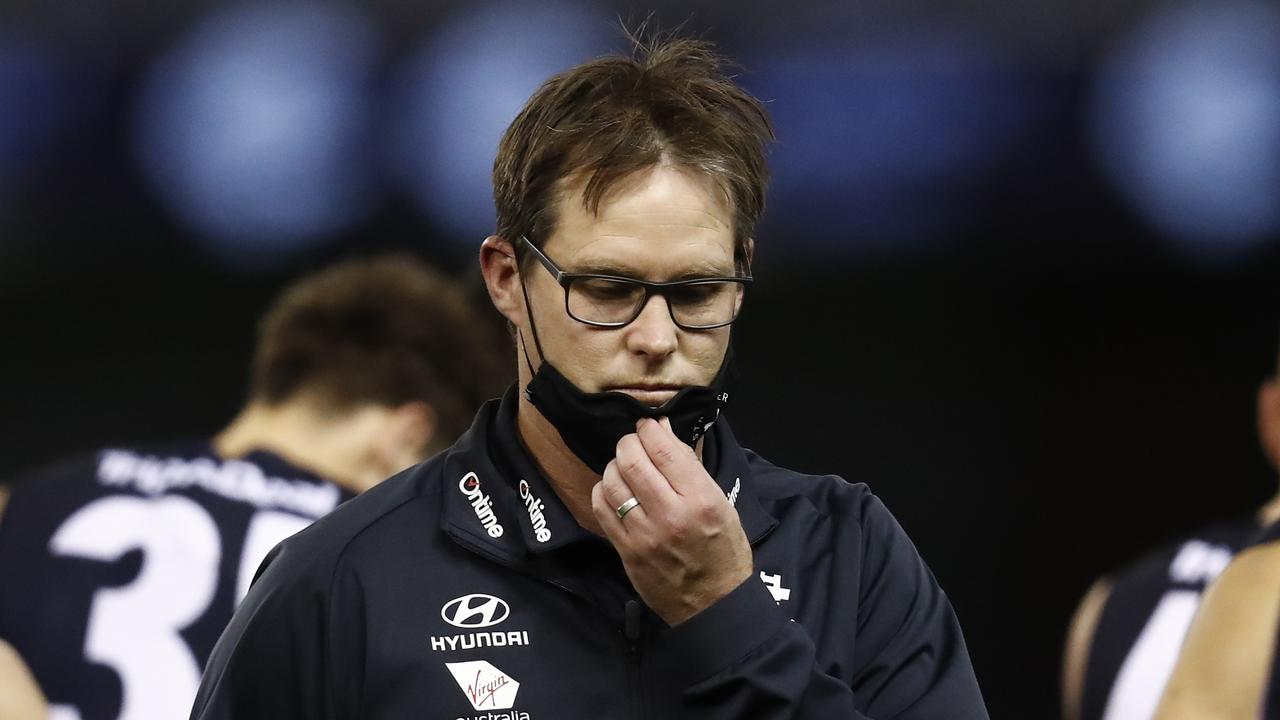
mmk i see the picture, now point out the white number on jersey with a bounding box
[49,495,311,720]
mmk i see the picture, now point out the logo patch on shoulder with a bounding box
[458,472,505,538]
[446,660,520,710]
[517,480,552,543]
[760,571,791,604]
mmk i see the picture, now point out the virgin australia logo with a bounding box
[445,660,520,710]
[443,593,510,629]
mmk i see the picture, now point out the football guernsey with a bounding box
[1079,518,1257,720]
[0,442,352,720]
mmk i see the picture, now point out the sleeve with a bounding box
[847,494,987,718]
[659,491,988,719]
[189,539,366,720]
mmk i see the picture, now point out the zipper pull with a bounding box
[624,599,642,642]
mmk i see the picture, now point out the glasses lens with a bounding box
[667,281,744,328]
[567,277,646,325]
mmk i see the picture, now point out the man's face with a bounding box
[519,165,739,407]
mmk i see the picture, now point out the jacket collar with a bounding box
[441,386,778,563]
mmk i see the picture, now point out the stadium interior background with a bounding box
[3,0,1280,716]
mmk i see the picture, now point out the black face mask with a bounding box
[517,277,734,474]
[523,346,733,474]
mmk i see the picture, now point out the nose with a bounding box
[624,293,678,360]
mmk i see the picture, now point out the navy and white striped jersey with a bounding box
[1079,518,1257,720]
[0,442,353,720]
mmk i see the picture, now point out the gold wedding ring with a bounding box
[615,497,641,520]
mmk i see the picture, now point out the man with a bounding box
[1062,362,1280,720]
[1147,374,1280,720]
[192,35,988,719]
[0,254,508,720]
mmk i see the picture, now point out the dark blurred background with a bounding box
[3,0,1279,716]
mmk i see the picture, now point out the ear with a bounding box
[480,236,525,327]
[1258,379,1280,471]
[742,238,756,273]
[375,401,437,473]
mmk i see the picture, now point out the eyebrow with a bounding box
[569,259,737,281]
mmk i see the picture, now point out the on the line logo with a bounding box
[446,660,520,710]
[459,472,505,538]
[517,480,552,543]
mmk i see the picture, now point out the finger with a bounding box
[614,432,680,513]
[591,476,629,542]
[596,460,645,529]
[635,417,703,494]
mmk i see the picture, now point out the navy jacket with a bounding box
[192,389,987,719]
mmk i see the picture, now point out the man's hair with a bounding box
[249,254,510,449]
[493,33,774,265]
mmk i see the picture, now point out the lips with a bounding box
[606,385,682,408]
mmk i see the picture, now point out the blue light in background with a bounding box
[387,0,614,251]
[133,2,380,271]
[743,32,1032,260]
[0,36,75,194]
[1091,0,1280,265]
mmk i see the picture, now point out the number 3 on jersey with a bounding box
[49,495,310,720]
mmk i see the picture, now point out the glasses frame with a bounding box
[516,235,752,330]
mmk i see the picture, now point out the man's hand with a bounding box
[590,417,753,626]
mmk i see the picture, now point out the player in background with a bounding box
[0,638,45,720]
[1150,370,1280,719]
[0,254,509,720]
[1063,355,1280,720]
[1149,532,1280,719]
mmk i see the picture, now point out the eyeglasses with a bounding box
[516,236,751,330]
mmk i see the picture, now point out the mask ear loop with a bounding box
[515,246,550,380]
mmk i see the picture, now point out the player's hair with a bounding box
[493,31,774,266]
[249,255,510,450]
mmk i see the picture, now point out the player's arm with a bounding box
[0,638,47,720]
[1062,578,1113,720]
[1153,542,1280,720]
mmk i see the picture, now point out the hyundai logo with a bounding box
[442,593,510,629]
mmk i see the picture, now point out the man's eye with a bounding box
[576,279,639,301]
[668,283,727,306]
